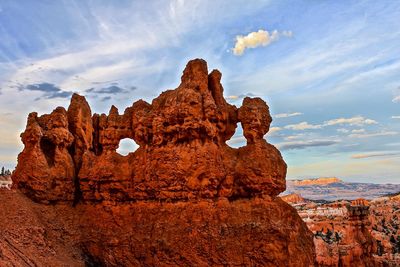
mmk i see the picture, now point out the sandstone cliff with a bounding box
[4,59,315,266]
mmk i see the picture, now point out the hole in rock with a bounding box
[116,138,138,156]
[226,124,245,148]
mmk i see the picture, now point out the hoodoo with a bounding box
[4,59,315,266]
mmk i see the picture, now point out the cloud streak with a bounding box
[274,112,303,118]
[232,29,292,56]
[278,140,339,150]
[323,116,377,126]
[349,131,398,138]
[284,122,322,130]
[18,82,73,100]
[351,152,400,159]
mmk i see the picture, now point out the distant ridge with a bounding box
[280,193,306,204]
[284,177,400,201]
[291,177,342,186]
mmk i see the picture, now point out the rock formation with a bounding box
[6,59,315,266]
[284,196,380,266]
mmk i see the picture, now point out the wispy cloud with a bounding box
[232,29,292,56]
[351,152,400,159]
[349,131,398,138]
[226,93,257,101]
[393,95,400,103]
[351,129,365,133]
[101,96,112,102]
[18,82,73,100]
[274,112,303,118]
[268,127,282,136]
[323,116,377,126]
[86,85,136,95]
[392,116,400,119]
[226,136,246,146]
[337,128,349,133]
[278,139,339,150]
[284,121,322,130]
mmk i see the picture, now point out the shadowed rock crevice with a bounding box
[40,137,56,167]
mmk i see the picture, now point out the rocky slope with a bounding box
[0,175,12,189]
[283,193,400,266]
[1,59,315,266]
[284,178,400,201]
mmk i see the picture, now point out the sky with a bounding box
[0,0,399,183]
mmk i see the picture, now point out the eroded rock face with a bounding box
[13,59,286,203]
[13,107,75,203]
[9,59,314,266]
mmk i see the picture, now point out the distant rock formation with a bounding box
[286,195,399,266]
[291,177,342,186]
[5,59,315,266]
[284,178,400,201]
[280,193,306,204]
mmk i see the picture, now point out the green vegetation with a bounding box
[0,166,11,176]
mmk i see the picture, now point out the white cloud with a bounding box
[277,139,339,150]
[284,121,322,130]
[284,134,305,141]
[349,131,398,138]
[274,112,303,118]
[232,29,292,56]
[351,129,365,133]
[323,116,377,126]
[393,95,400,103]
[337,128,349,133]
[268,127,282,136]
[392,116,400,119]
[227,136,246,147]
[351,152,400,159]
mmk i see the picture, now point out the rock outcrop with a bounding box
[7,59,315,266]
[286,197,379,266]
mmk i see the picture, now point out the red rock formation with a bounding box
[8,59,315,266]
[290,198,378,266]
[281,193,306,204]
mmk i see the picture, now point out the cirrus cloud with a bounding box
[277,139,339,150]
[274,112,303,118]
[351,152,400,159]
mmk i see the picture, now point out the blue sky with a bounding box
[0,0,399,183]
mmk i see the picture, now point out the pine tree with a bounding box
[1,166,4,176]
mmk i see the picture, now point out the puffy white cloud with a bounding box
[274,112,303,118]
[232,29,292,56]
[284,121,322,130]
[323,116,377,126]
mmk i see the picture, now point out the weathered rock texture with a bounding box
[284,196,382,266]
[7,59,315,266]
